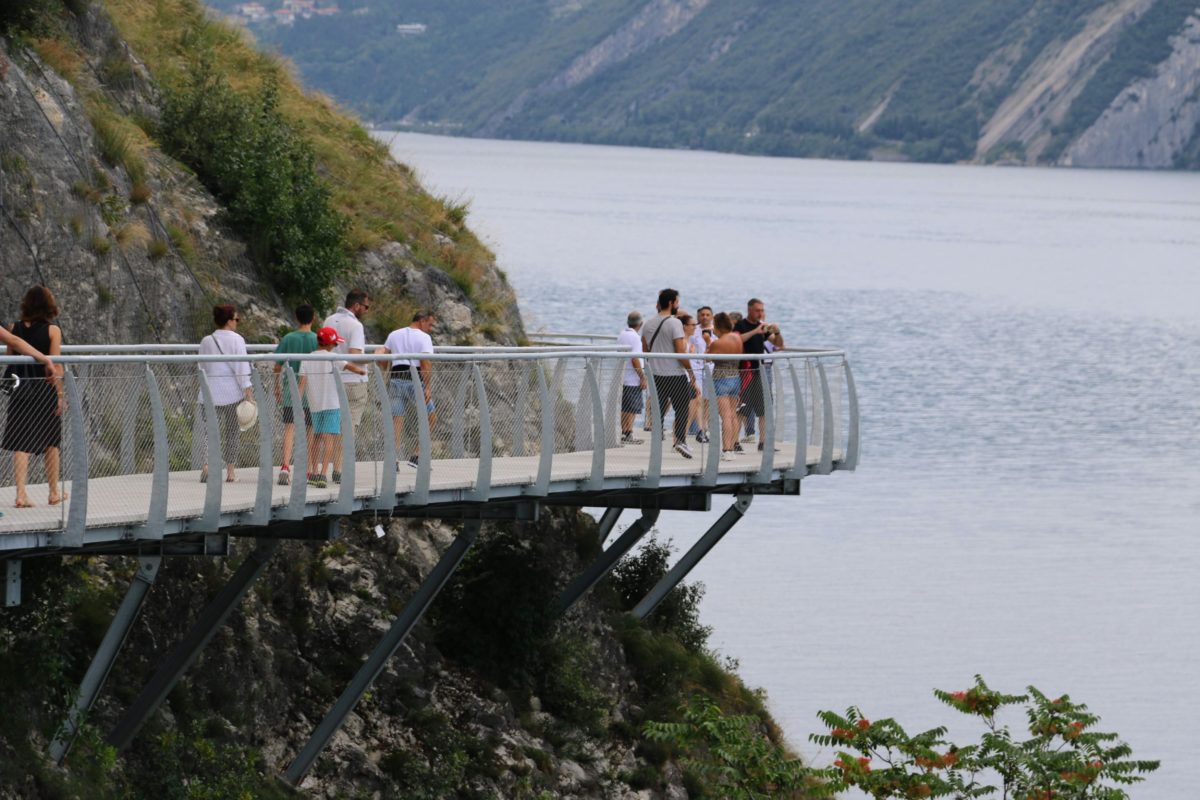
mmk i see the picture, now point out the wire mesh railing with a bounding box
[0,348,856,545]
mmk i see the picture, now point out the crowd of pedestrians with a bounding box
[625,288,784,461]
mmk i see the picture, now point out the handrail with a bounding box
[0,345,857,549]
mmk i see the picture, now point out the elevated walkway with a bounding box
[0,344,857,783]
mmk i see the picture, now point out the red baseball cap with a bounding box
[316,326,344,346]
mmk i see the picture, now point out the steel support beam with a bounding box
[631,493,753,620]
[4,559,20,607]
[107,539,281,752]
[556,508,659,614]
[50,556,162,763]
[284,519,482,786]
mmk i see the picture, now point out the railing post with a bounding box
[816,361,835,475]
[753,362,776,485]
[330,367,355,515]
[369,364,397,509]
[603,359,622,448]
[513,360,528,458]
[405,364,431,505]
[531,363,553,497]
[699,367,719,486]
[61,368,88,549]
[249,368,273,526]
[135,366,168,539]
[841,358,860,471]
[196,369,222,532]
[585,360,604,491]
[467,363,492,502]
[645,359,663,486]
[279,366,308,520]
[784,360,808,480]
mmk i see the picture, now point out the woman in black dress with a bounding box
[2,286,65,508]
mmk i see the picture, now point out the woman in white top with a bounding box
[198,304,253,482]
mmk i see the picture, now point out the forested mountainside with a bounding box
[215,0,1200,169]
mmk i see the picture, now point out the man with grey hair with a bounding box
[616,310,647,444]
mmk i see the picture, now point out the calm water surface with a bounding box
[384,132,1200,797]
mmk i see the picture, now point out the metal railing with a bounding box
[0,348,857,549]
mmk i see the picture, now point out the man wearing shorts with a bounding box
[321,289,370,481]
[733,298,783,450]
[273,304,317,485]
[378,310,436,467]
[299,327,366,487]
[616,311,646,444]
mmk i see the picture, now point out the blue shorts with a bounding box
[715,376,741,398]
[389,379,434,417]
[311,409,340,435]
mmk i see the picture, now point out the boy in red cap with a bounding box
[298,326,365,487]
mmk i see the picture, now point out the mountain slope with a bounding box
[236,0,1200,168]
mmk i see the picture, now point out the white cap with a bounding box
[236,399,258,432]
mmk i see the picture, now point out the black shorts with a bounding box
[281,405,312,427]
[739,371,766,418]
[621,385,644,413]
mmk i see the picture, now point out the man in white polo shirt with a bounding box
[321,288,370,481]
[377,309,436,467]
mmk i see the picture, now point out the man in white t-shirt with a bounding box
[616,311,646,444]
[299,327,366,487]
[321,288,370,481]
[377,309,436,467]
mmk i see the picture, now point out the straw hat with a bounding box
[236,399,258,432]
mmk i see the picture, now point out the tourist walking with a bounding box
[198,304,253,483]
[377,310,436,468]
[641,289,696,459]
[299,327,366,487]
[321,289,370,482]
[273,304,318,485]
[616,311,646,444]
[2,285,65,508]
[678,314,708,444]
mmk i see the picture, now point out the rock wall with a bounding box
[1062,13,1200,168]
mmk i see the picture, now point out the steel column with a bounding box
[700,369,719,486]
[631,493,752,620]
[815,362,835,475]
[784,361,808,480]
[284,519,482,786]
[4,560,19,607]
[531,364,553,497]
[50,556,162,763]
[249,369,273,526]
[645,360,663,486]
[752,366,777,485]
[405,365,432,505]
[584,360,605,491]
[107,539,281,752]
[556,508,659,613]
[841,359,860,471]
[330,370,355,515]
[467,364,492,502]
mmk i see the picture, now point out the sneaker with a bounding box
[673,441,694,459]
[307,473,327,489]
[720,450,734,462]
[733,442,745,453]
[277,468,291,486]
[331,469,342,484]
[621,431,644,445]
[406,454,421,469]
[695,431,710,444]
[757,442,781,452]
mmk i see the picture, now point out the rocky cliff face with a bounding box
[1063,12,1200,167]
[0,7,523,346]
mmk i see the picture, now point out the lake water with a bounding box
[382,132,1200,797]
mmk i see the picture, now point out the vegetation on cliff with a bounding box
[219,0,1200,169]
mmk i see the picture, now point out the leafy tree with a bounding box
[809,675,1159,799]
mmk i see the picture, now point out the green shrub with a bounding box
[158,59,350,304]
[610,536,711,652]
